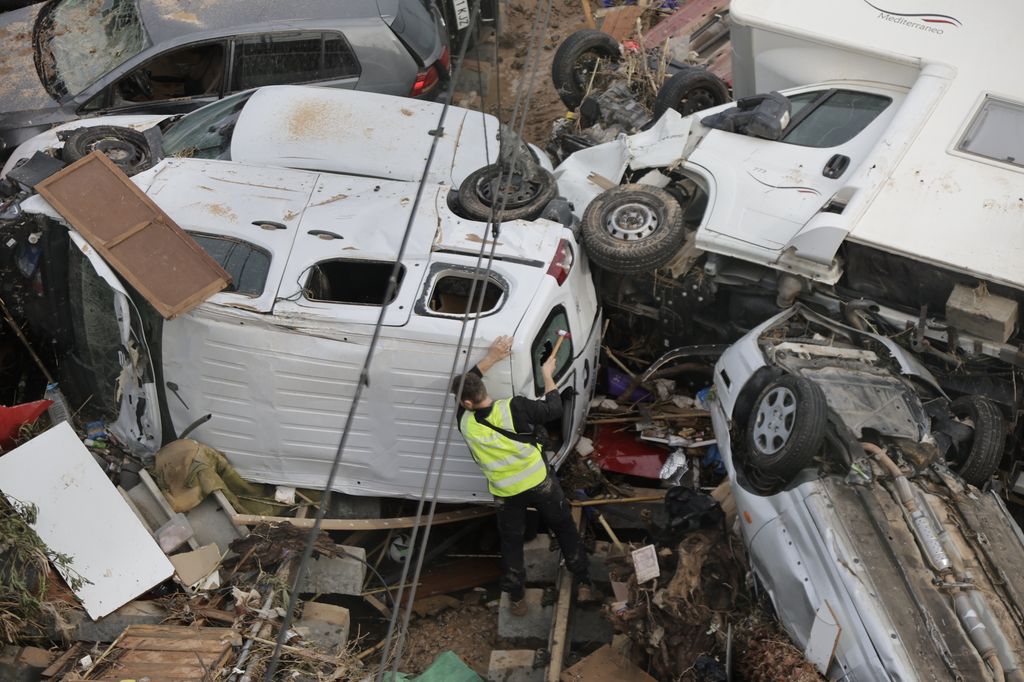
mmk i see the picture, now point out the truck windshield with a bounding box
[162,91,254,160]
[35,0,147,97]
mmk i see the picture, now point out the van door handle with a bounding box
[308,230,343,240]
[252,220,287,230]
[823,154,850,179]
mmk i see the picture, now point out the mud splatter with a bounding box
[200,203,237,221]
[310,193,349,207]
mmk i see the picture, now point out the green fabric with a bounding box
[414,651,484,681]
[460,399,546,497]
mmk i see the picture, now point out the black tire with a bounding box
[60,126,155,176]
[551,29,621,109]
[652,67,730,121]
[457,163,557,222]
[744,375,827,485]
[580,184,686,273]
[948,395,1005,486]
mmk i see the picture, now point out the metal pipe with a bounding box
[970,589,1022,679]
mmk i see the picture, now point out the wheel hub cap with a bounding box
[752,387,797,455]
[605,203,658,241]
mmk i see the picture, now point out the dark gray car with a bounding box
[0,0,449,156]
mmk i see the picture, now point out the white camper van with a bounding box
[7,86,601,503]
[557,0,1024,389]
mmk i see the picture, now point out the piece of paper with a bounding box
[0,423,173,618]
[631,544,660,584]
[169,543,221,587]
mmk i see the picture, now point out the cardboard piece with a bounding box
[560,644,657,682]
[169,543,221,588]
[0,423,173,619]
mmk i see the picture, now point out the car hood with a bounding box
[0,4,58,113]
[230,85,499,187]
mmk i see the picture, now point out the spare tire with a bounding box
[744,375,827,487]
[652,67,730,121]
[551,29,621,110]
[60,126,155,176]
[948,395,1005,486]
[580,184,685,273]
[457,163,557,222]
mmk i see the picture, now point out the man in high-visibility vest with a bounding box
[452,335,598,616]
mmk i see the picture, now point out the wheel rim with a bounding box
[604,201,660,241]
[677,87,719,115]
[91,138,144,165]
[475,168,545,210]
[752,387,797,455]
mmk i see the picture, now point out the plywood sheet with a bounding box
[0,423,174,619]
[75,624,238,681]
[35,151,229,319]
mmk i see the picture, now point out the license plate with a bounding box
[452,0,470,29]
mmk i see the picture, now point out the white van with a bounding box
[556,0,1024,389]
[10,86,602,503]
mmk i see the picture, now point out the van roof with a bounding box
[732,0,1024,291]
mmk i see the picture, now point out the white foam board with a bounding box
[0,423,173,619]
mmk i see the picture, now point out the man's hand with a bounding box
[476,335,513,375]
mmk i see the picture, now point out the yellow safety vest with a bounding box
[460,399,547,497]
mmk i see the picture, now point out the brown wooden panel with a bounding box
[35,151,230,319]
[122,624,239,641]
[119,649,224,665]
[105,662,213,677]
[117,636,231,653]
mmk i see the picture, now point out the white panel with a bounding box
[0,423,173,619]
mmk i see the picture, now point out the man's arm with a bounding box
[510,353,562,430]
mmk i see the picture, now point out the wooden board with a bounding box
[74,624,239,681]
[599,5,646,41]
[35,151,230,319]
[642,0,729,49]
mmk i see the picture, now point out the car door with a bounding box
[227,31,361,94]
[694,85,904,254]
[77,40,229,116]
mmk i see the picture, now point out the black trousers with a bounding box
[495,473,590,601]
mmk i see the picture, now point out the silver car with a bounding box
[710,305,1024,680]
[0,0,449,156]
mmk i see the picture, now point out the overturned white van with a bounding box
[7,86,601,503]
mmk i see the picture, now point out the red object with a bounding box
[0,400,52,448]
[546,239,574,285]
[589,425,667,480]
[411,47,449,98]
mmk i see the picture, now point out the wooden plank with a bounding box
[599,5,645,41]
[580,0,597,29]
[104,662,213,677]
[642,0,728,49]
[35,151,230,319]
[546,507,582,682]
[704,43,732,82]
[228,503,495,530]
[117,637,231,654]
[118,650,224,665]
[122,624,239,642]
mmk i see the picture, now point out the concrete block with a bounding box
[570,605,614,645]
[498,589,552,642]
[296,602,350,653]
[487,649,544,682]
[297,545,366,596]
[947,283,1018,343]
[523,534,559,583]
[72,600,167,642]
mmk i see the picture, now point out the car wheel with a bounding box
[457,163,557,222]
[744,375,827,485]
[60,126,155,176]
[948,395,1005,486]
[551,29,621,110]
[651,67,730,121]
[580,184,685,273]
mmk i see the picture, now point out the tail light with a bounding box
[411,47,449,98]
[546,239,574,285]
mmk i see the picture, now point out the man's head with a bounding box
[452,372,488,410]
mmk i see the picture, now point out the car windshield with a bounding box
[35,0,148,98]
[162,91,254,160]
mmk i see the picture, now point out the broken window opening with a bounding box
[531,306,573,396]
[231,32,359,92]
[161,90,253,160]
[958,96,1024,169]
[426,271,505,317]
[188,233,270,297]
[304,260,404,305]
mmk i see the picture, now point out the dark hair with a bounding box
[451,372,487,405]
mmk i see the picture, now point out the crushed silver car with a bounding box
[710,305,1024,680]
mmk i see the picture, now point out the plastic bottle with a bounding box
[44,382,71,426]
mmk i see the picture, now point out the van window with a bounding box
[530,307,573,395]
[189,233,270,296]
[231,32,359,91]
[426,272,505,317]
[958,97,1024,168]
[304,260,404,305]
[782,90,891,148]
